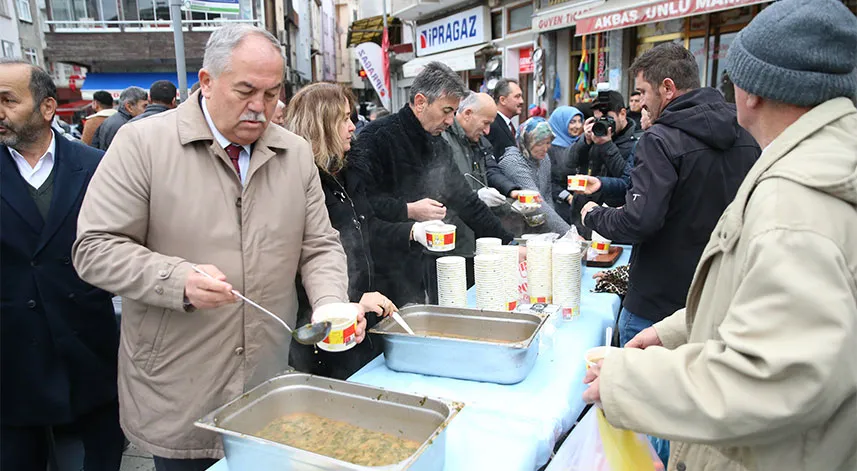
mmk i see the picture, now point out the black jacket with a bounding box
[552,120,638,235]
[1,132,119,426]
[128,103,171,123]
[487,113,517,160]
[92,108,132,150]
[290,168,411,380]
[349,104,513,304]
[584,88,760,322]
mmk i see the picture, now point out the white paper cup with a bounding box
[567,175,588,191]
[585,346,619,369]
[312,303,359,352]
[425,224,456,252]
[591,230,612,255]
[516,190,542,205]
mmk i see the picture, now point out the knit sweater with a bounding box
[499,147,570,234]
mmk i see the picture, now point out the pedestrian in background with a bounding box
[91,85,147,150]
[1,59,123,471]
[487,78,524,161]
[81,90,115,145]
[584,1,857,469]
[546,105,584,223]
[128,80,177,123]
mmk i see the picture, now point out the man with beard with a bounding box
[0,59,124,470]
[349,62,513,305]
[581,43,760,348]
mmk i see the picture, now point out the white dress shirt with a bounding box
[201,98,251,185]
[8,132,56,189]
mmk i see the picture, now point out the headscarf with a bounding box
[516,117,554,159]
[548,106,584,148]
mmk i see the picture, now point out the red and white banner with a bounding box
[381,27,392,111]
[519,48,534,74]
[575,0,768,36]
[355,41,392,111]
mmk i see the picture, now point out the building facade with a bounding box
[535,0,857,109]
[1,0,22,59]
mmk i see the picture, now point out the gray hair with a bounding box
[491,78,519,103]
[408,61,468,105]
[203,23,284,77]
[0,59,58,111]
[119,86,147,110]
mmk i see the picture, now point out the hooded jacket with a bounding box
[584,88,760,322]
[599,96,857,471]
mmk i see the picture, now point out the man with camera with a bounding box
[552,88,637,233]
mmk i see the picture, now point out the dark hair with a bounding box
[629,43,700,92]
[93,90,114,107]
[408,61,469,105]
[491,78,519,103]
[0,59,59,110]
[630,90,641,97]
[149,80,177,105]
[598,90,627,113]
[573,101,594,120]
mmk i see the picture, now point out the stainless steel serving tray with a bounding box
[195,372,463,471]
[369,305,550,384]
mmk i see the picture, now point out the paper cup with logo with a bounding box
[567,175,588,192]
[516,190,542,205]
[425,223,456,252]
[585,346,619,369]
[312,303,359,352]
[590,230,611,255]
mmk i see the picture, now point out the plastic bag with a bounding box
[548,408,664,471]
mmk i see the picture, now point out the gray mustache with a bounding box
[239,112,266,123]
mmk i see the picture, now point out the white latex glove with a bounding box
[412,220,444,248]
[477,187,507,208]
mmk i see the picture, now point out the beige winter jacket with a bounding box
[598,97,857,471]
[73,91,349,459]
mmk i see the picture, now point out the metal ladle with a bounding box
[190,265,331,345]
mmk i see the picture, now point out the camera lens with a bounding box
[592,121,608,137]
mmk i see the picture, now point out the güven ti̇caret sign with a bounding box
[415,6,490,57]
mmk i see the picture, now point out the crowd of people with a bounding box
[0,0,855,469]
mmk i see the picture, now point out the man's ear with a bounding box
[41,97,57,123]
[661,78,678,101]
[414,93,428,113]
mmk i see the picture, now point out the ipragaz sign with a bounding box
[415,6,490,57]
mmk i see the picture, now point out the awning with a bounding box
[402,43,492,79]
[80,72,199,100]
[55,99,91,118]
[347,15,401,47]
[532,0,605,33]
[575,0,769,36]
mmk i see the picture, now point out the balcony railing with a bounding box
[46,18,260,33]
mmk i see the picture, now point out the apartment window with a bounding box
[507,2,533,34]
[17,0,32,22]
[0,0,11,18]
[24,47,38,64]
[491,11,502,39]
[2,40,16,58]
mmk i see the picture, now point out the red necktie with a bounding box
[225,144,242,178]
[510,120,516,137]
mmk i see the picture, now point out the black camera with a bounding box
[591,88,616,137]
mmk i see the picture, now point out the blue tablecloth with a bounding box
[208,246,631,471]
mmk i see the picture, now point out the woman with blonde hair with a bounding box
[284,82,435,379]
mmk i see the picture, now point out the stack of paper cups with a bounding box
[491,245,520,310]
[475,237,502,256]
[436,256,467,307]
[527,239,552,304]
[552,241,583,320]
[474,253,506,310]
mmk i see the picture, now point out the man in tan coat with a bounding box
[80,90,116,146]
[73,24,364,470]
[583,1,857,470]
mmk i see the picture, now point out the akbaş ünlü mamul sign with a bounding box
[416,6,490,57]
